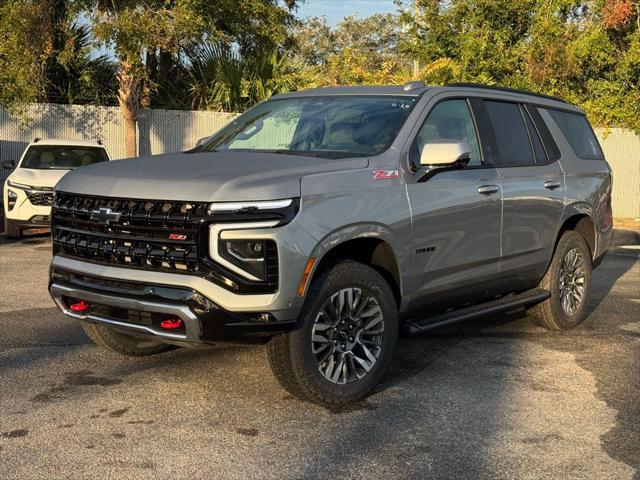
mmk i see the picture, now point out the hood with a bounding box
[55,151,369,202]
[8,168,69,189]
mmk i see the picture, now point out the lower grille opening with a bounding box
[62,296,187,334]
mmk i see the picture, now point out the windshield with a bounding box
[20,145,109,170]
[199,96,418,159]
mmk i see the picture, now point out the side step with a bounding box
[402,288,550,336]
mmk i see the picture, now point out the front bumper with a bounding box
[13,215,51,228]
[50,269,297,345]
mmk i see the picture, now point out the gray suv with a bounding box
[49,82,613,407]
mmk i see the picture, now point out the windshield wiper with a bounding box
[214,148,325,158]
[271,150,325,158]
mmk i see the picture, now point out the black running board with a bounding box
[402,288,550,336]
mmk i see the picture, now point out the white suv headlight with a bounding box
[7,180,32,190]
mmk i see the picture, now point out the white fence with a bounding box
[1,104,638,218]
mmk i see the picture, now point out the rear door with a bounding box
[477,99,565,290]
[405,97,502,309]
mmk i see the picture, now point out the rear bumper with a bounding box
[49,269,298,345]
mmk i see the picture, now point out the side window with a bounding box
[522,107,547,163]
[483,100,534,166]
[411,99,482,167]
[545,109,604,159]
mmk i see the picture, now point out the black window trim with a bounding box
[524,103,562,163]
[520,104,552,165]
[403,95,568,176]
[540,106,605,160]
[474,98,537,168]
[519,104,543,164]
[471,99,567,169]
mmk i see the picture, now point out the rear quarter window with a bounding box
[544,109,604,159]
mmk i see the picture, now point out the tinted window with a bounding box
[412,99,481,167]
[201,96,418,159]
[21,146,109,170]
[523,109,547,163]
[546,109,603,159]
[484,101,534,166]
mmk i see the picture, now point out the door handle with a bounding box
[544,180,561,190]
[477,185,499,195]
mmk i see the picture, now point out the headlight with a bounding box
[222,239,268,281]
[7,180,32,190]
[7,189,18,211]
[208,199,293,214]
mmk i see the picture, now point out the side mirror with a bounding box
[2,160,16,170]
[420,141,471,168]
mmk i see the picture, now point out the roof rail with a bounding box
[446,83,568,104]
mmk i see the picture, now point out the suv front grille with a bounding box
[52,192,280,294]
[53,192,210,273]
[28,191,54,206]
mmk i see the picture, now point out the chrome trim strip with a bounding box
[51,256,279,311]
[50,282,200,341]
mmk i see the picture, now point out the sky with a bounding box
[296,0,398,25]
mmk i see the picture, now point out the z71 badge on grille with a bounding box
[90,207,122,224]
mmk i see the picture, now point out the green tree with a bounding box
[399,0,640,130]
[45,22,117,105]
[0,0,67,115]
[184,41,319,112]
[81,0,299,156]
[292,13,411,85]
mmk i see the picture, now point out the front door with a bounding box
[406,98,502,310]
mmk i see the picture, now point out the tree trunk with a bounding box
[118,61,140,158]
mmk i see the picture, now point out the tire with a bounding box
[81,322,175,356]
[528,231,592,330]
[267,261,398,408]
[4,217,22,239]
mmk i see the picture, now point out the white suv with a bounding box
[2,139,111,238]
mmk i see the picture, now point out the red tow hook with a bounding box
[160,318,184,330]
[69,300,90,312]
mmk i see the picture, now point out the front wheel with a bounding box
[528,230,592,330]
[3,218,22,239]
[267,261,398,408]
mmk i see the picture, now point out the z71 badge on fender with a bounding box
[373,169,399,180]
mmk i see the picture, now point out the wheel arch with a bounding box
[309,230,404,311]
[554,210,596,263]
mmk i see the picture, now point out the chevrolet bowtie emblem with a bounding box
[90,207,121,224]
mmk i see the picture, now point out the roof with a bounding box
[272,85,430,98]
[28,138,105,147]
[272,82,579,111]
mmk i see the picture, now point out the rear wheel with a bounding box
[267,261,398,407]
[3,218,22,239]
[528,231,592,330]
[81,322,174,356]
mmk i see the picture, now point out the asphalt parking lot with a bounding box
[0,231,639,480]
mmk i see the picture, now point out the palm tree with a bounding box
[184,41,319,112]
[45,22,117,105]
